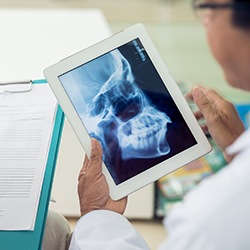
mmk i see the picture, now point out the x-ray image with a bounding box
[59,39,197,185]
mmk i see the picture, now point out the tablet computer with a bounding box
[44,23,211,200]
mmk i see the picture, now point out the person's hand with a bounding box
[188,86,245,162]
[78,138,127,216]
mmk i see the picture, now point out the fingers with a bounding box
[192,85,228,107]
[193,110,204,120]
[192,86,213,113]
[191,86,228,127]
[200,124,209,134]
[184,91,194,101]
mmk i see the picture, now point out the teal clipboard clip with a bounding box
[0,80,32,93]
[0,79,65,250]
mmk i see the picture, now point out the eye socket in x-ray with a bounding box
[58,38,197,185]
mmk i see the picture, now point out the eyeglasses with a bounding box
[193,0,250,10]
[192,0,250,23]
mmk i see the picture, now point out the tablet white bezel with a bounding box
[44,23,211,200]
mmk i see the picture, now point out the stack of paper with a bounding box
[0,84,57,230]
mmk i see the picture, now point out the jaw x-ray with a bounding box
[59,39,197,185]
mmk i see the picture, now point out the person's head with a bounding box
[193,0,250,91]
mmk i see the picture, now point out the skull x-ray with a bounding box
[59,39,197,185]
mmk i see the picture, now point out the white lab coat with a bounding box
[69,129,250,250]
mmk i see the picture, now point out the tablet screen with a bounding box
[58,38,197,185]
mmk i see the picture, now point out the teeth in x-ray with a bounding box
[122,124,165,148]
[120,125,170,159]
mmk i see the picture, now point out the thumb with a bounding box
[88,138,103,174]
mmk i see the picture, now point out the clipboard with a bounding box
[0,79,65,250]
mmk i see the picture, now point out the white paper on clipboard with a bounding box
[0,83,57,230]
